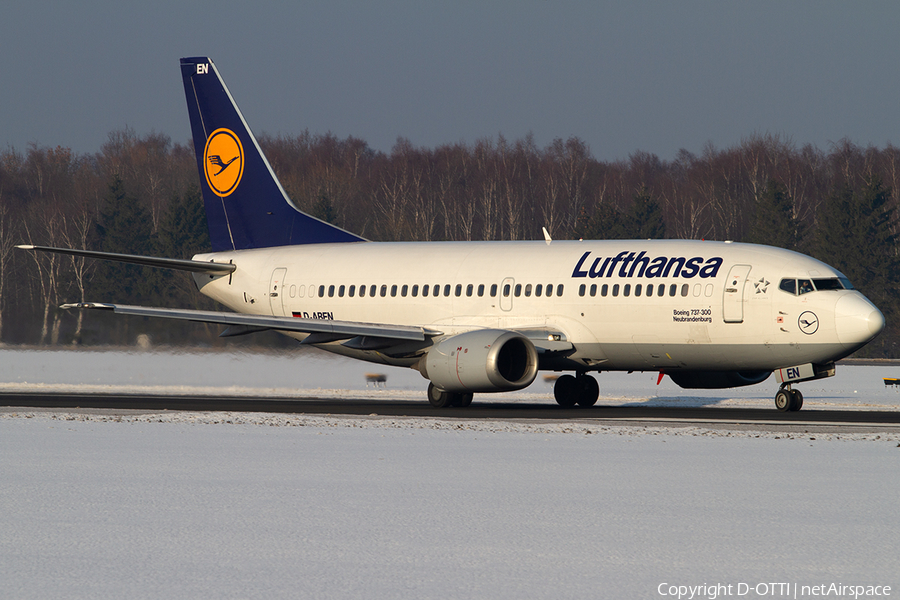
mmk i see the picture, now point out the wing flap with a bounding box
[61,303,440,341]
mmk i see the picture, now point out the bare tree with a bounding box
[0,200,15,343]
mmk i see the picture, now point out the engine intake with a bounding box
[420,329,539,393]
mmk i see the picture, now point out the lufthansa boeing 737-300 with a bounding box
[19,57,886,411]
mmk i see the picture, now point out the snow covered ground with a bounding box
[2,348,899,598]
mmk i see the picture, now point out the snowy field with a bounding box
[2,348,899,598]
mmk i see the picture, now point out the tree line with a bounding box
[1,128,897,356]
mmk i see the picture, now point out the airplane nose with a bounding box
[834,293,885,346]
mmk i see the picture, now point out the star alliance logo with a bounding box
[754,277,770,294]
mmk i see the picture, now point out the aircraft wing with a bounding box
[61,303,441,345]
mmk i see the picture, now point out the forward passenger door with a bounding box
[723,264,752,323]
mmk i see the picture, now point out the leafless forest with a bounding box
[1,129,897,356]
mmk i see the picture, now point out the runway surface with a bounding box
[3,392,900,432]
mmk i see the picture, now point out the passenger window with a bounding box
[669,284,677,297]
[411,285,418,297]
[349,285,355,297]
[443,284,451,297]
[338,285,345,297]
[623,284,631,297]
[589,284,596,297]
[490,284,498,297]
[634,284,642,296]
[557,284,564,296]
[612,284,619,297]
[455,284,462,297]
[401,284,408,297]
[646,284,653,297]
[369,285,377,297]
[525,284,532,297]
[477,284,485,297]
[380,285,387,297]
[658,284,665,297]
[579,284,586,297]
[536,284,543,297]
[391,285,398,297]
[681,283,689,297]
[359,285,366,298]
[601,284,608,297]
[503,284,511,297]
[318,285,325,298]
[779,279,796,295]
[514,284,522,297]
[546,284,554,297]
[798,279,813,295]
[466,284,474,297]
[328,285,335,298]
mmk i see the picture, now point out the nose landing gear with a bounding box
[774,383,804,412]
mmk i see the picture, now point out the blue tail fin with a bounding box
[180,57,365,251]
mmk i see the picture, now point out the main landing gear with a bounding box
[553,373,600,407]
[774,383,804,412]
[427,383,473,408]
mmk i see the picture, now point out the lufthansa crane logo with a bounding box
[798,311,819,335]
[203,128,244,197]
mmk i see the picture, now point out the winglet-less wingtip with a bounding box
[60,303,115,311]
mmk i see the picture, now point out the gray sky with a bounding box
[3,1,898,162]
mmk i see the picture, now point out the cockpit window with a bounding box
[779,277,853,296]
[813,278,843,291]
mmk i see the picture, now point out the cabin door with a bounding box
[269,268,287,317]
[499,277,515,311]
[722,264,752,323]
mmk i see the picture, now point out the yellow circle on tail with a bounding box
[203,128,244,197]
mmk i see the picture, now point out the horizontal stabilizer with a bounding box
[60,302,440,342]
[17,245,236,274]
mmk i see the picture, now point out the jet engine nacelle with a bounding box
[668,370,772,389]
[421,329,539,393]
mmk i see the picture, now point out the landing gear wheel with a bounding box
[790,389,803,411]
[427,383,453,408]
[775,389,791,412]
[554,374,579,407]
[454,393,474,408]
[576,374,599,407]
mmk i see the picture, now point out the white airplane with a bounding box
[19,57,885,412]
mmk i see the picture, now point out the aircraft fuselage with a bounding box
[192,239,882,376]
